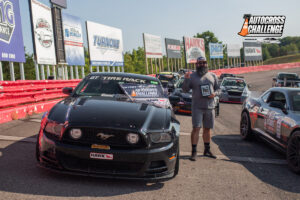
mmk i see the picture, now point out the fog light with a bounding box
[127,133,139,144]
[70,129,82,140]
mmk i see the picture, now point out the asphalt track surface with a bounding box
[0,68,300,200]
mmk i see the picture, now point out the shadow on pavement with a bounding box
[212,134,300,193]
[0,137,164,197]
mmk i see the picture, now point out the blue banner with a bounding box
[0,0,25,62]
[209,43,223,59]
[62,13,85,66]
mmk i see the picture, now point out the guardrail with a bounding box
[0,79,81,124]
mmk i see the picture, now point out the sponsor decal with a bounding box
[244,46,262,56]
[35,18,53,48]
[238,14,286,37]
[276,118,283,139]
[91,144,110,150]
[0,0,15,44]
[90,152,113,160]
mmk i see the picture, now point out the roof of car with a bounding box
[223,77,245,81]
[270,87,300,92]
[89,72,158,81]
[278,72,298,75]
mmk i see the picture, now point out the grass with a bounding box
[264,54,300,65]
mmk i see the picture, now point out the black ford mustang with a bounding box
[36,73,180,180]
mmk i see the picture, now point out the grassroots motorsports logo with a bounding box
[35,18,53,48]
[238,14,286,37]
[0,0,15,44]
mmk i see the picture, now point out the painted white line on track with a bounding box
[180,151,286,165]
[0,135,35,143]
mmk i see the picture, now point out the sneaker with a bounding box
[203,149,217,159]
[189,151,197,161]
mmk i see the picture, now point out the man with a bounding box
[182,56,220,161]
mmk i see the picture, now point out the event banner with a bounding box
[0,0,25,62]
[165,38,181,59]
[227,44,241,58]
[30,0,56,65]
[243,42,262,61]
[143,33,163,58]
[62,13,85,66]
[183,37,205,63]
[209,43,223,59]
[86,21,124,66]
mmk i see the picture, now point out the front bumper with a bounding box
[38,132,179,180]
[173,101,192,114]
[220,93,247,104]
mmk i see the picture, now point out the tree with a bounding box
[194,31,220,61]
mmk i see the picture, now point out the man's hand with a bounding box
[184,72,191,79]
[208,93,215,99]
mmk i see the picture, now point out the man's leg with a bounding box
[190,127,201,161]
[202,110,217,159]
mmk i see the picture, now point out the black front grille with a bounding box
[60,153,143,174]
[62,128,146,149]
[228,91,242,96]
[228,98,241,102]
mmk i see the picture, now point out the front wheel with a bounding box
[240,112,253,140]
[287,131,300,174]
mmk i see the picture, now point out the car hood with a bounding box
[48,96,170,132]
[224,86,245,91]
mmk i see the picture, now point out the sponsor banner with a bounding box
[243,42,262,61]
[50,0,67,8]
[30,0,56,65]
[86,21,124,66]
[143,33,163,58]
[0,0,25,62]
[227,44,241,58]
[165,38,181,59]
[209,43,223,59]
[184,37,205,64]
[62,13,85,66]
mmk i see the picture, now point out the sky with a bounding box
[19,0,300,55]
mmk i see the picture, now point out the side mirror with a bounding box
[62,87,73,95]
[269,101,287,114]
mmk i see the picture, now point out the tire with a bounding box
[287,131,300,174]
[173,148,179,178]
[35,135,40,162]
[240,112,253,140]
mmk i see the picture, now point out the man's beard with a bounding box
[196,66,208,76]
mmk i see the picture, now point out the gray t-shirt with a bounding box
[182,72,220,109]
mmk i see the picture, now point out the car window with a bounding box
[289,91,300,111]
[261,91,270,103]
[221,79,246,87]
[267,91,287,107]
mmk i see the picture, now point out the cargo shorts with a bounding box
[192,108,215,129]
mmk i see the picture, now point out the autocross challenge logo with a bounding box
[238,14,286,37]
[0,0,15,44]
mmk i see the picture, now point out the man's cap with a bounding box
[196,56,206,63]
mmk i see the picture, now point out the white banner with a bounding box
[184,37,205,64]
[143,33,163,58]
[227,44,241,58]
[30,0,56,65]
[86,21,124,66]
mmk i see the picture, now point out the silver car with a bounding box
[220,77,251,103]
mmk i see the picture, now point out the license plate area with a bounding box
[90,152,113,160]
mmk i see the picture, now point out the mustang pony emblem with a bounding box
[96,133,114,140]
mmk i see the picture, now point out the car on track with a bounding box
[240,87,300,173]
[36,73,180,180]
[272,72,300,87]
[157,72,180,91]
[168,77,220,116]
[220,77,251,103]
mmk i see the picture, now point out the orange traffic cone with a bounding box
[238,18,249,36]
[131,90,136,97]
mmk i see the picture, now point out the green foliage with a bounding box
[263,53,300,65]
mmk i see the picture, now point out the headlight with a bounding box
[242,91,249,96]
[126,133,139,144]
[44,121,63,137]
[70,129,82,140]
[150,132,172,143]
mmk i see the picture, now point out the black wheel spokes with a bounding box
[240,116,248,136]
[288,136,300,168]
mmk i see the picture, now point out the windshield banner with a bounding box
[120,84,164,98]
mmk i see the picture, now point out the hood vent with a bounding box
[140,103,148,111]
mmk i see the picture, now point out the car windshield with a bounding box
[278,73,298,80]
[74,75,164,99]
[290,91,300,111]
[158,74,176,82]
[222,79,246,88]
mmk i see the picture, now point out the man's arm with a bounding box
[182,73,192,92]
[213,73,221,96]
